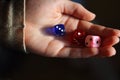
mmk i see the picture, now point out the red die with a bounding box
[70,29,86,47]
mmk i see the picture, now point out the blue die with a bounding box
[53,24,65,36]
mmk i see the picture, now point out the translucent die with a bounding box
[53,24,65,36]
[85,35,101,48]
[71,29,86,47]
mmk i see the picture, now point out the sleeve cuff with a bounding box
[0,0,26,53]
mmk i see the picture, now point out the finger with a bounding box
[78,20,120,37]
[102,36,120,47]
[59,15,79,32]
[56,47,99,58]
[98,46,116,57]
[61,1,96,21]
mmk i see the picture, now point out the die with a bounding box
[85,35,101,48]
[71,29,86,47]
[53,24,65,36]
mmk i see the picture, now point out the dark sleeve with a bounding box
[0,0,25,52]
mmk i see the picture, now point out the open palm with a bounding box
[25,0,120,58]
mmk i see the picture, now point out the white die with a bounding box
[85,35,101,48]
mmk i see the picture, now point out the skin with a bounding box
[25,0,120,58]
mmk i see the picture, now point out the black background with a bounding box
[0,0,120,80]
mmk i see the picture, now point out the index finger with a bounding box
[60,1,96,21]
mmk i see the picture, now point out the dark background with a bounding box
[0,0,120,80]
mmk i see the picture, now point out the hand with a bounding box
[25,0,120,58]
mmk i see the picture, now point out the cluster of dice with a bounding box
[51,24,101,48]
[71,29,101,48]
